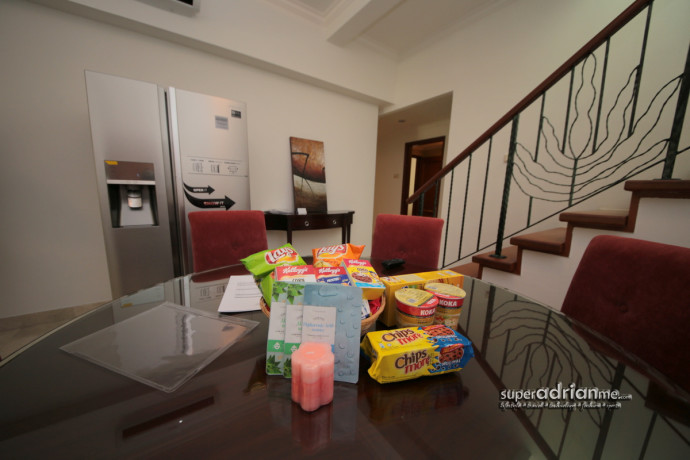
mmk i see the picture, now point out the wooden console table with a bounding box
[264,210,354,244]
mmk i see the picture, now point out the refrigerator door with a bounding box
[86,71,177,298]
[167,88,250,274]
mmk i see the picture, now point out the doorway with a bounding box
[400,136,445,216]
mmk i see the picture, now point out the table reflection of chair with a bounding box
[370,214,444,269]
[561,235,690,393]
[188,210,268,272]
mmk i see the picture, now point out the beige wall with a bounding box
[0,0,379,318]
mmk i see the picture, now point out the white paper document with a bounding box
[218,275,262,313]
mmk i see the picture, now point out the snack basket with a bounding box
[259,296,386,336]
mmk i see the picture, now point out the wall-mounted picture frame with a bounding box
[290,137,328,213]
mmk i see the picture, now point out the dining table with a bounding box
[1,260,688,459]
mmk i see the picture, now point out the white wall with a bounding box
[0,0,379,318]
[30,0,398,104]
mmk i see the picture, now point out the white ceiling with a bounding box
[270,0,510,58]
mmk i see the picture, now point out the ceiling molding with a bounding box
[325,0,402,46]
[266,0,349,25]
[267,0,511,60]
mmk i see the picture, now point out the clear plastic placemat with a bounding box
[61,301,259,392]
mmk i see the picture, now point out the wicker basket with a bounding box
[259,296,385,336]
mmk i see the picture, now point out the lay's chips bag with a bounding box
[312,243,365,267]
[242,243,306,279]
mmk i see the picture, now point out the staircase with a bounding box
[407,0,689,299]
[466,179,690,308]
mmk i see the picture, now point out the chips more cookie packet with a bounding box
[360,325,474,384]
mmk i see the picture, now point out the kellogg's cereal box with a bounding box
[275,265,316,283]
[342,259,384,300]
[315,266,351,285]
[360,325,474,384]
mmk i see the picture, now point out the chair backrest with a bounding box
[562,235,690,392]
[370,214,444,269]
[188,210,268,272]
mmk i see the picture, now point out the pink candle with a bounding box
[292,342,334,412]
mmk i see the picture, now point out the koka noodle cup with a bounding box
[395,288,438,327]
[425,283,466,329]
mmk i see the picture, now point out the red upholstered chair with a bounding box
[561,235,690,393]
[370,214,445,269]
[188,210,268,272]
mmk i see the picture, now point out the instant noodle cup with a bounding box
[425,283,466,329]
[312,244,365,268]
[394,288,438,327]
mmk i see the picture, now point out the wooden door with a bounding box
[400,137,445,216]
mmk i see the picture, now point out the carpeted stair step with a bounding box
[510,227,568,255]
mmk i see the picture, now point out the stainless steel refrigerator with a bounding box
[86,71,250,298]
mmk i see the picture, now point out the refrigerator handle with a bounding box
[162,87,190,275]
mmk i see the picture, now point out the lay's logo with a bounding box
[316,245,346,257]
[265,247,298,264]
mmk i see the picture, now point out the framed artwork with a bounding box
[290,137,328,213]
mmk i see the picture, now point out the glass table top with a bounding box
[1,264,688,459]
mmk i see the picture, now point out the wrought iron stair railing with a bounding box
[406,0,689,268]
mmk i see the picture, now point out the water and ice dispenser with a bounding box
[105,160,159,227]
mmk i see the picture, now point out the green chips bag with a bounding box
[241,243,306,278]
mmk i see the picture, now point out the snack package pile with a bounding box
[312,244,364,267]
[360,325,474,384]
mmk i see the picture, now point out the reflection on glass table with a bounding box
[460,281,690,459]
[0,263,688,459]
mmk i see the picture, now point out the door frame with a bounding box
[400,136,445,215]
